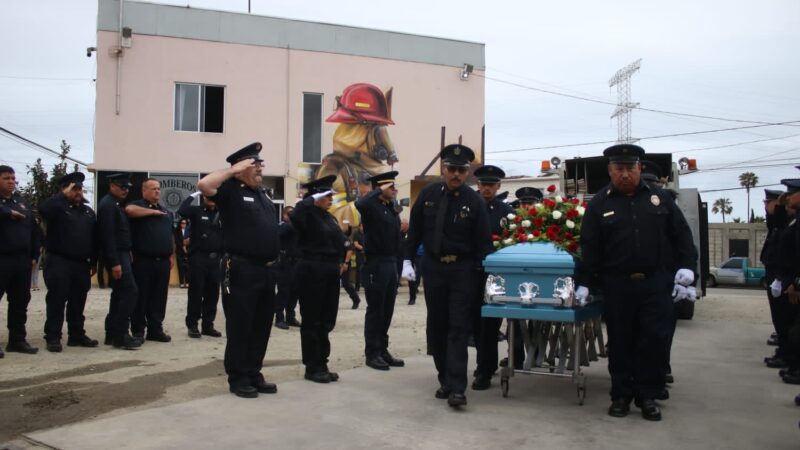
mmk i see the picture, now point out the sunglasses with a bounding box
[445,166,469,174]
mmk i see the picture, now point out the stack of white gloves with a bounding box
[672,268,697,303]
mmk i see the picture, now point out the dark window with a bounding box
[729,239,749,259]
[721,258,744,269]
[175,83,224,133]
[303,93,322,163]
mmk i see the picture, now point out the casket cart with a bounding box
[482,242,605,405]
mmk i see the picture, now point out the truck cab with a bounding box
[708,257,766,288]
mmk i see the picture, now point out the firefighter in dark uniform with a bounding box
[0,165,41,356]
[355,170,405,371]
[126,178,175,343]
[97,172,141,350]
[178,191,224,338]
[274,206,302,330]
[471,165,514,390]
[403,144,492,407]
[773,178,800,386]
[290,175,347,384]
[39,172,99,352]
[575,144,697,421]
[762,188,793,368]
[198,143,280,399]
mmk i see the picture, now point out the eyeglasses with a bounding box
[445,166,469,174]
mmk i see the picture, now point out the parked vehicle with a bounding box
[708,257,766,288]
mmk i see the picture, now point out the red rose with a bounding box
[534,217,545,227]
[502,229,509,237]
[581,201,588,208]
[528,208,537,215]
[543,199,556,208]
[548,224,560,233]
[547,184,556,193]
[566,208,579,219]
[514,215,522,223]
[571,198,580,204]
[567,241,578,253]
[565,232,574,239]
[519,234,528,242]
[492,234,500,241]
[533,230,541,237]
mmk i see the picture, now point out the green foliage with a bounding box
[738,171,759,223]
[711,197,733,223]
[19,140,76,210]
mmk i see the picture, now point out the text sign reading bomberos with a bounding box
[151,173,199,215]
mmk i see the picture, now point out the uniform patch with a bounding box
[201,216,209,220]
[603,211,615,217]
[243,196,254,202]
[650,195,660,206]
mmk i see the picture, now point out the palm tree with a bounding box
[712,198,733,223]
[738,171,759,223]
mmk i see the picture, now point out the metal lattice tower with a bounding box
[609,59,641,144]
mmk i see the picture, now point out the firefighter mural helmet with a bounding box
[326,83,394,125]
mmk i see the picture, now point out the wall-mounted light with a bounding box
[460,63,474,81]
[86,46,97,57]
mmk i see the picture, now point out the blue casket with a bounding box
[482,242,575,305]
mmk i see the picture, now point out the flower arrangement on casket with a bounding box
[493,184,586,258]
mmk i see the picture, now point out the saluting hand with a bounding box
[62,182,76,195]
[231,158,256,175]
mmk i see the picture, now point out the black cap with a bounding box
[781,178,800,194]
[509,199,521,208]
[59,171,85,188]
[226,142,263,165]
[764,189,783,200]
[474,165,506,183]
[0,165,14,175]
[440,144,475,167]
[106,172,132,188]
[603,143,645,163]
[640,160,662,182]
[368,171,398,188]
[497,191,509,202]
[515,187,543,203]
[302,175,337,198]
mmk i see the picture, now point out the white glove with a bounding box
[190,191,202,199]
[672,284,688,303]
[685,286,698,302]
[770,279,783,297]
[575,286,589,302]
[312,190,333,201]
[401,259,416,282]
[674,268,695,287]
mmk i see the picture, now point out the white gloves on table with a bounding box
[401,259,416,281]
[674,268,695,286]
[575,286,589,303]
[770,279,783,297]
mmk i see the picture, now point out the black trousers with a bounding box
[131,255,171,334]
[603,271,674,401]
[274,258,299,323]
[766,275,799,358]
[221,257,275,388]
[407,255,422,300]
[43,255,91,341]
[787,306,800,370]
[362,258,399,358]
[186,252,220,329]
[177,254,189,285]
[104,252,138,339]
[297,260,340,374]
[423,257,476,395]
[0,254,32,342]
[341,268,359,303]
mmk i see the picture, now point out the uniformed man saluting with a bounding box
[403,144,492,408]
[575,144,697,421]
[198,143,280,399]
[470,165,514,390]
[290,175,348,384]
[0,165,41,356]
[97,172,141,350]
[38,171,99,352]
[355,170,405,371]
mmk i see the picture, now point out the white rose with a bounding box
[552,210,563,220]
[566,220,575,229]
[493,240,501,247]
[520,220,531,228]
[503,238,514,245]
[507,213,516,220]
[527,234,534,240]
[509,224,518,230]
[534,203,544,212]
[554,196,562,203]
[577,206,585,216]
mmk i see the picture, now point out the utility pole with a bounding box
[609,59,641,144]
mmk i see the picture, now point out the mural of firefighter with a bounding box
[314,83,398,229]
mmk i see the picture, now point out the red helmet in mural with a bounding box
[326,83,394,125]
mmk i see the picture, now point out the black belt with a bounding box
[228,253,278,267]
[49,253,91,264]
[134,254,171,261]
[428,254,472,264]
[606,270,659,281]
[193,251,221,259]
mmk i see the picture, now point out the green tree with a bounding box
[711,197,733,223]
[20,140,76,210]
[738,171,759,223]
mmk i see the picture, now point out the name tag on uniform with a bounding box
[243,196,254,202]
[603,211,615,217]
[201,216,209,220]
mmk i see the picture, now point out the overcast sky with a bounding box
[1,0,798,221]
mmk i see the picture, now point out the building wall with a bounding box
[707,222,767,268]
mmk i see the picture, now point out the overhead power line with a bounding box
[699,183,783,193]
[478,73,800,127]
[487,120,800,154]
[675,133,800,153]
[0,126,88,166]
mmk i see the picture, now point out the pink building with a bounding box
[92,0,485,215]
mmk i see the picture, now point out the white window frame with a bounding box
[174,82,225,133]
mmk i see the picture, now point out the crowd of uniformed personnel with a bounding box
[2,145,797,420]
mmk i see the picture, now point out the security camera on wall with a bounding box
[86,47,97,57]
